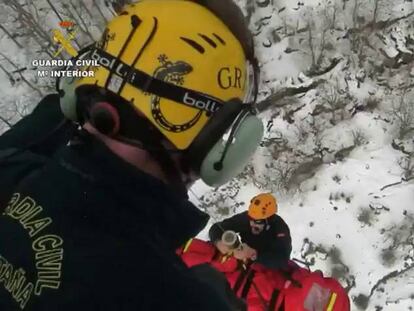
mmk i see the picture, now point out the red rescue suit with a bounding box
[177,239,350,311]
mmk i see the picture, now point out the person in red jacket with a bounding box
[209,193,292,269]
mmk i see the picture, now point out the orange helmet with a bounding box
[248,193,277,220]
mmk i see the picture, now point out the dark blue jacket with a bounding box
[0,95,239,310]
[209,212,292,269]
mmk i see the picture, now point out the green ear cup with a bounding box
[200,114,263,187]
[59,75,78,121]
[56,45,96,122]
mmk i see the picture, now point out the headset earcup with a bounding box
[199,114,263,187]
[59,76,78,121]
[56,45,95,122]
[89,102,120,136]
[185,99,243,174]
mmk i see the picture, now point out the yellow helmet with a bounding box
[76,0,249,150]
[248,193,278,220]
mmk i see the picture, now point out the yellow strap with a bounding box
[326,292,337,311]
[221,253,233,263]
[182,238,193,253]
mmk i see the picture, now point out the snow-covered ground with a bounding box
[1,0,414,310]
[192,1,414,310]
[193,122,414,310]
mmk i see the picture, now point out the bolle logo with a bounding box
[183,92,220,113]
[91,49,125,76]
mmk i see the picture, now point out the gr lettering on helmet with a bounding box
[217,66,244,90]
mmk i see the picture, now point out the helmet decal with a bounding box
[217,66,244,90]
[150,54,202,133]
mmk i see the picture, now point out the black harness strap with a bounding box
[280,269,302,288]
[268,289,280,311]
[241,269,256,299]
[233,267,249,295]
[278,298,285,311]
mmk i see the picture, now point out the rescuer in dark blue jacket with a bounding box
[209,193,292,269]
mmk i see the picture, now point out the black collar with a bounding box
[56,131,209,248]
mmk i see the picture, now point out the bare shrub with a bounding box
[352,129,368,146]
[398,156,414,181]
[357,207,375,226]
[294,122,310,144]
[268,157,296,192]
[365,96,380,111]
[307,116,332,159]
[319,84,351,125]
[380,248,397,267]
[390,93,414,139]
[332,174,341,183]
[195,180,244,218]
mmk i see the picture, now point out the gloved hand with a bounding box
[233,243,257,262]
